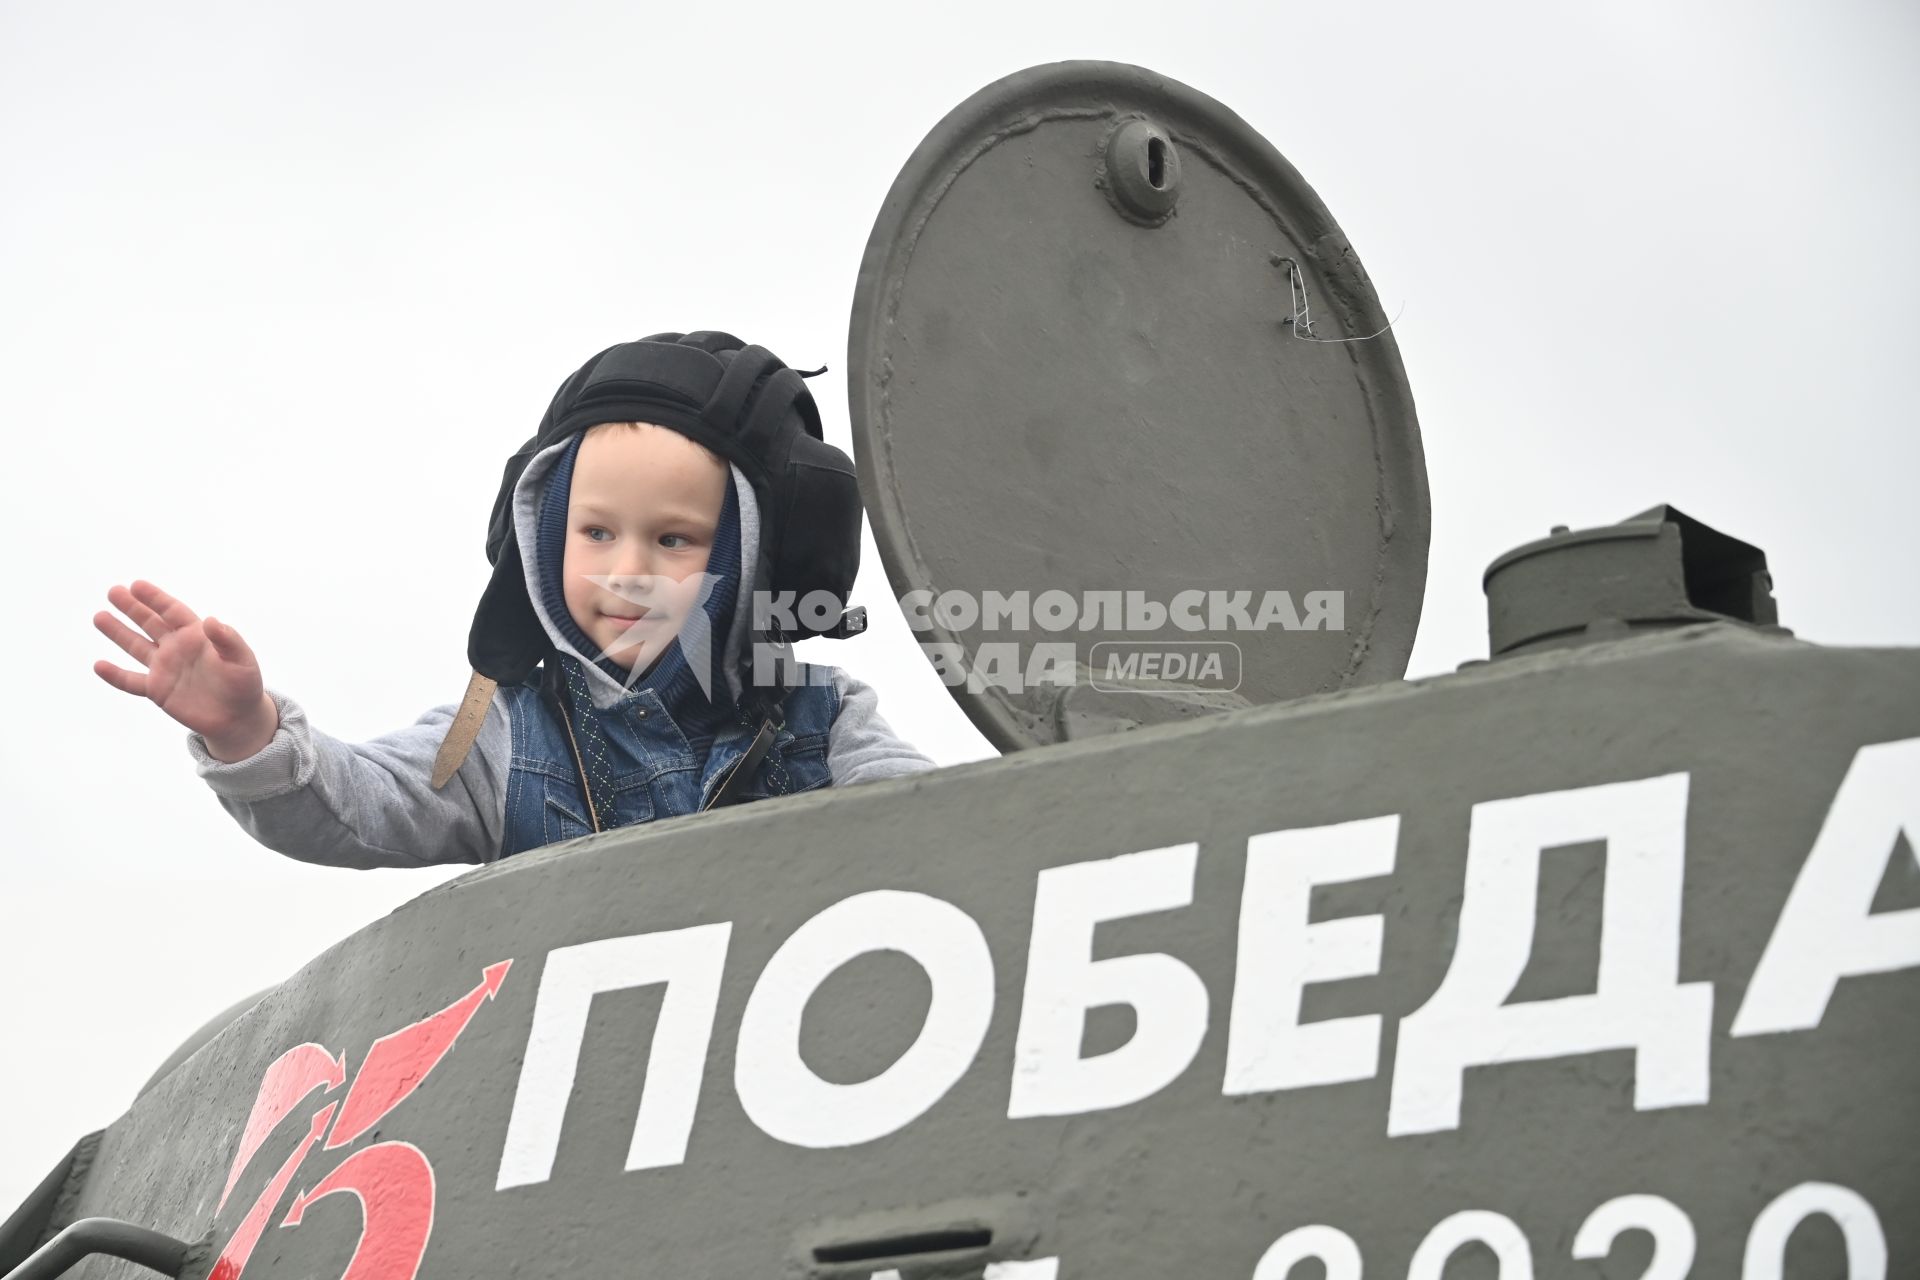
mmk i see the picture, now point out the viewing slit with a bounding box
[812,1227,995,1264]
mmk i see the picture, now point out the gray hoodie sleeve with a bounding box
[185,687,510,869]
[826,669,939,786]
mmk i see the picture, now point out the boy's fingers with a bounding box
[93,659,149,698]
[204,616,252,663]
[131,579,200,632]
[109,584,170,638]
[93,611,155,666]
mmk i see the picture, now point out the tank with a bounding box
[5,61,1915,1280]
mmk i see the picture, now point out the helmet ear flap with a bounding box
[718,355,859,638]
[766,431,863,640]
[484,444,538,567]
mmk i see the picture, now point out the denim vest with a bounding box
[497,660,841,857]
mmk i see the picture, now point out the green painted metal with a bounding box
[35,625,1920,1278]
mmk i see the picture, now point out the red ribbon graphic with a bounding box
[281,1143,436,1280]
[209,960,512,1280]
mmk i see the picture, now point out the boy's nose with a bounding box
[607,560,667,599]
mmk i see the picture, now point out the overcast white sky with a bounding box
[2,0,1915,1213]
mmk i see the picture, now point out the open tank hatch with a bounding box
[848,61,1430,752]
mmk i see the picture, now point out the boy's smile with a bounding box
[562,422,730,676]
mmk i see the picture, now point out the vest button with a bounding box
[636,708,649,718]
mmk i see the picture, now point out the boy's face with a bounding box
[562,422,729,674]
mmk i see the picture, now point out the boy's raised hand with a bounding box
[94,580,280,762]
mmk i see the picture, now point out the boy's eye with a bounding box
[583,527,611,543]
[660,533,692,549]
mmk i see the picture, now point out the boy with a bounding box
[92,332,937,868]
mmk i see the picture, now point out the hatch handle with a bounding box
[0,1217,191,1280]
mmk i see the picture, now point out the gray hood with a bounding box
[511,437,763,713]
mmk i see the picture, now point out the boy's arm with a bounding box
[826,670,938,786]
[185,687,509,869]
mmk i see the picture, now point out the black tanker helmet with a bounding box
[430,331,866,789]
